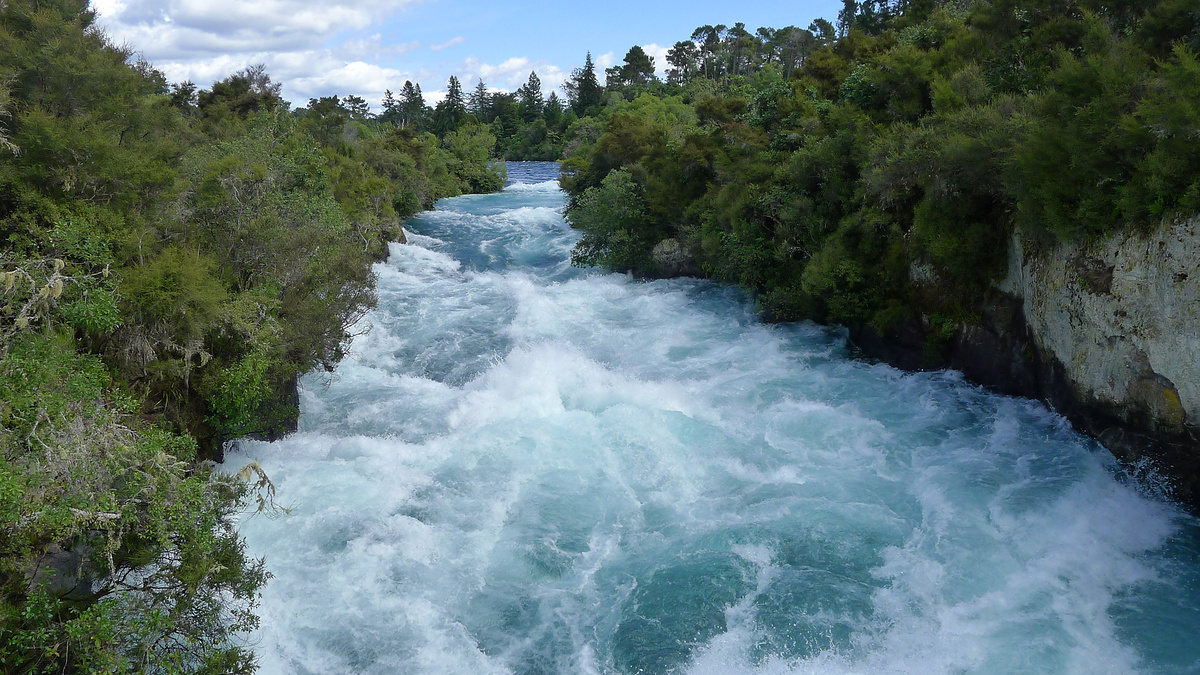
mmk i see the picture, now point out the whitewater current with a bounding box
[225,162,1200,674]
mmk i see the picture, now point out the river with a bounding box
[225,162,1200,674]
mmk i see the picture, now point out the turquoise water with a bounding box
[226,162,1200,674]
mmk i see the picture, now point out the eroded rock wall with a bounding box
[999,217,1200,435]
[978,217,1200,505]
[850,216,1199,506]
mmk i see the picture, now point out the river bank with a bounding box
[226,163,1200,674]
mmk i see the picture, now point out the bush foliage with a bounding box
[559,0,1200,331]
[0,0,504,670]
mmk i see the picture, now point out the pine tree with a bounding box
[380,88,399,125]
[620,46,656,85]
[565,52,603,116]
[433,75,466,135]
[343,94,370,120]
[468,79,490,118]
[837,0,858,37]
[544,91,564,128]
[666,41,699,84]
[399,80,427,129]
[518,71,544,122]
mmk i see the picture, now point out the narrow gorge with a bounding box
[226,164,1200,674]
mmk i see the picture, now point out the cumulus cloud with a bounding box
[91,0,573,109]
[456,56,566,93]
[339,35,422,61]
[92,0,429,107]
[641,43,671,77]
[96,0,421,59]
[145,45,443,111]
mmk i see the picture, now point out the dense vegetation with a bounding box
[379,70,575,160]
[0,0,503,670]
[559,0,1200,350]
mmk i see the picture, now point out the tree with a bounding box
[544,91,565,128]
[774,26,817,77]
[838,0,858,37]
[726,23,754,76]
[605,64,624,90]
[380,88,400,125]
[468,78,490,118]
[692,25,727,78]
[488,91,520,141]
[568,169,658,272]
[197,65,284,122]
[301,95,350,146]
[343,94,370,120]
[667,41,700,84]
[169,80,198,111]
[620,45,657,86]
[399,80,428,129]
[433,75,467,135]
[519,71,544,122]
[565,52,604,116]
[809,18,836,45]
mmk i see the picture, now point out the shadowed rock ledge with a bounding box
[852,216,1200,509]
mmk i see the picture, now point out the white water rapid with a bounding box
[225,162,1200,674]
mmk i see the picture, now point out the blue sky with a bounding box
[93,0,844,109]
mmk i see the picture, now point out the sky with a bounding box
[92,0,845,110]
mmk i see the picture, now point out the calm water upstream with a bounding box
[226,162,1200,674]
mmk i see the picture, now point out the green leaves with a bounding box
[1123,45,1200,219]
[0,331,266,673]
[204,345,274,441]
[569,169,658,272]
[0,0,508,668]
[559,0,1200,338]
[122,247,226,338]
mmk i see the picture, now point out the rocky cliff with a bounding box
[853,216,1200,508]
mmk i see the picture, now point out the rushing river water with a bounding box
[226,162,1200,674]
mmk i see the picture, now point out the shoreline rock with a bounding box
[853,216,1200,509]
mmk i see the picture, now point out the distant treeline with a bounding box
[363,70,573,161]
[0,0,503,670]
[557,0,1200,344]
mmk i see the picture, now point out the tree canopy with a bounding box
[0,0,505,669]
[557,0,1200,349]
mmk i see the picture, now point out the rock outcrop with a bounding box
[855,216,1199,507]
[652,238,700,278]
[999,218,1198,434]
[998,217,1198,503]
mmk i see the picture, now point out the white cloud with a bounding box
[641,43,671,77]
[148,47,430,110]
[429,36,464,52]
[456,57,567,94]
[339,35,422,61]
[595,51,617,70]
[479,57,530,84]
[288,60,416,106]
[93,0,427,106]
[98,0,423,59]
[536,66,567,92]
[92,0,573,110]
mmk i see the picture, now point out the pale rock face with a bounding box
[1000,216,1200,432]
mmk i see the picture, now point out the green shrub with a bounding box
[569,170,661,272]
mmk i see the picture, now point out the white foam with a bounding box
[398,230,444,248]
[228,172,1198,675]
[504,179,561,193]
